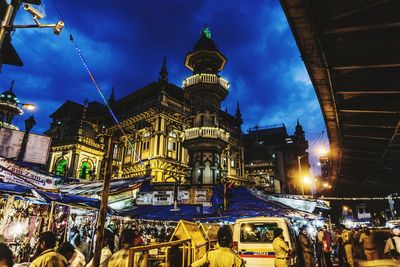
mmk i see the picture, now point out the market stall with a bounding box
[0,182,103,263]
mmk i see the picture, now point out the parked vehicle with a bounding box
[232,217,298,267]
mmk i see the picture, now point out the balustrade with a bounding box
[183,74,229,90]
[183,127,229,142]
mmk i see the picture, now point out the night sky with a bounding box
[3,0,327,165]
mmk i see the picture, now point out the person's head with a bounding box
[120,228,136,249]
[104,228,115,252]
[217,225,233,248]
[364,227,371,235]
[392,228,400,236]
[37,231,57,253]
[273,228,284,239]
[300,228,308,236]
[58,242,75,261]
[0,243,13,267]
[323,225,327,231]
[339,224,346,230]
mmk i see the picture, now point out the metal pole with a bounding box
[298,156,304,196]
[0,3,15,49]
[223,182,227,211]
[92,137,113,267]
[47,201,55,231]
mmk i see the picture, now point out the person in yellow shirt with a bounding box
[108,228,136,267]
[339,225,354,267]
[191,225,244,267]
[273,228,292,267]
[30,231,68,267]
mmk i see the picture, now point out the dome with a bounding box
[0,81,18,104]
[193,26,218,51]
[185,26,227,72]
[193,36,218,51]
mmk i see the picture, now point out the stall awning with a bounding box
[0,182,103,210]
[59,176,150,195]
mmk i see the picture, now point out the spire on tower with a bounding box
[108,86,116,105]
[295,118,305,139]
[159,56,168,82]
[9,80,14,92]
[236,101,243,125]
[235,102,242,118]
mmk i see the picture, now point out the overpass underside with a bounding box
[280,0,400,195]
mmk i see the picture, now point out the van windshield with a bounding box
[240,222,278,243]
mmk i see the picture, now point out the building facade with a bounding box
[46,27,246,186]
[243,120,310,194]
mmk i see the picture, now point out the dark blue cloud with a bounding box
[2,0,326,164]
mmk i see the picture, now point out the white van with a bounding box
[232,217,298,267]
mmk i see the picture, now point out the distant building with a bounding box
[243,120,310,194]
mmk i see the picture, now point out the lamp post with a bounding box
[297,154,308,196]
[17,115,36,162]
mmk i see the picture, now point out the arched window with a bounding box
[55,159,68,176]
[168,131,177,150]
[79,161,93,180]
[142,131,151,151]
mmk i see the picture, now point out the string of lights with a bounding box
[291,195,400,201]
[49,0,144,166]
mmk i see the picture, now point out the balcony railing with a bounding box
[183,127,230,142]
[183,73,229,90]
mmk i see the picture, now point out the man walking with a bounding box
[298,228,315,267]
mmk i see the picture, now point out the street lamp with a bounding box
[297,154,308,196]
[20,103,35,111]
[17,115,36,161]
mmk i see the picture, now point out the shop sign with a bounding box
[0,158,55,189]
[152,191,173,206]
[136,192,153,205]
[23,134,51,165]
[195,189,207,203]
[202,203,213,214]
[178,190,189,204]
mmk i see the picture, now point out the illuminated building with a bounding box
[46,27,245,186]
[244,120,310,194]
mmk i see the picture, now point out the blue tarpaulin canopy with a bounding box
[0,182,102,210]
[120,186,316,222]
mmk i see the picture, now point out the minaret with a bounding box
[294,118,305,140]
[235,102,243,130]
[0,80,23,129]
[108,86,116,106]
[182,26,230,185]
[159,56,168,82]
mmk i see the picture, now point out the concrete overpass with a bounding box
[280,0,400,195]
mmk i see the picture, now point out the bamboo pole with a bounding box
[92,137,113,267]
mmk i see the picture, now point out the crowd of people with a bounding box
[279,224,400,267]
[0,218,177,266]
[0,221,399,266]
